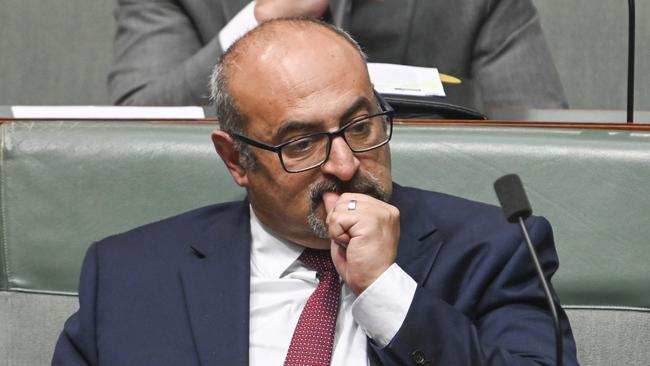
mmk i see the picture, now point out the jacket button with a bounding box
[411,350,426,365]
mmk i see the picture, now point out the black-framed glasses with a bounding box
[231,91,394,173]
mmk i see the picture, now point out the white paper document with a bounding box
[368,63,446,97]
[11,106,206,119]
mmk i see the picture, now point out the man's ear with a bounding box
[211,130,249,187]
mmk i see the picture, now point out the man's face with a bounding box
[225,27,393,249]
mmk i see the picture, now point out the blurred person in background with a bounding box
[109,0,567,109]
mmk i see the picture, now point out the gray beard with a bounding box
[306,171,389,239]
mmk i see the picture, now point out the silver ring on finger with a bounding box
[347,199,357,211]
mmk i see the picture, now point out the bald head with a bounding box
[222,18,366,75]
[210,18,369,135]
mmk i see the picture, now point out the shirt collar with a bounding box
[249,205,304,279]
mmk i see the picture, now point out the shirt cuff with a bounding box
[351,263,417,347]
[218,1,258,51]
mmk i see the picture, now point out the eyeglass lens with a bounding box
[281,113,391,172]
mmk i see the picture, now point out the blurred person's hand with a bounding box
[255,0,330,22]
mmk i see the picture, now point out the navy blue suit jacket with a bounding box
[53,184,578,365]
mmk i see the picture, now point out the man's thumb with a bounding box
[322,191,340,214]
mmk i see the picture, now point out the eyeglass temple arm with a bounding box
[232,133,279,152]
[373,89,394,114]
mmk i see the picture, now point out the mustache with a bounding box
[306,171,389,239]
[308,171,388,209]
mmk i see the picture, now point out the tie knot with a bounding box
[299,249,335,275]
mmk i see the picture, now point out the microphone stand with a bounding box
[494,174,564,366]
[517,217,563,366]
[627,0,635,123]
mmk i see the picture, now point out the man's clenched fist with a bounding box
[323,191,400,295]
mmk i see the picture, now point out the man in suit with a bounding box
[109,0,567,109]
[55,18,578,365]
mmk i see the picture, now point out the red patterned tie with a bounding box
[284,249,342,366]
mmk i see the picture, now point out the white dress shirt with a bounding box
[248,206,417,365]
[219,1,258,51]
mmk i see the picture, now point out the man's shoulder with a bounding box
[94,200,249,255]
[393,184,503,219]
[393,184,551,243]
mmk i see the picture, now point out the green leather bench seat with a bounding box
[1,121,649,365]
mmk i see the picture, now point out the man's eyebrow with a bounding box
[339,96,372,124]
[274,96,373,143]
[275,120,324,143]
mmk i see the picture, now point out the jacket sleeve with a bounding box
[51,243,100,366]
[370,217,578,366]
[472,0,568,109]
[108,0,227,106]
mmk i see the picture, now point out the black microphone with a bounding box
[493,174,563,366]
[627,0,636,123]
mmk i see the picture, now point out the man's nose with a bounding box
[320,136,360,181]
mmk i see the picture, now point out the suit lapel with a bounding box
[180,201,251,365]
[367,185,443,365]
[391,184,443,285]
